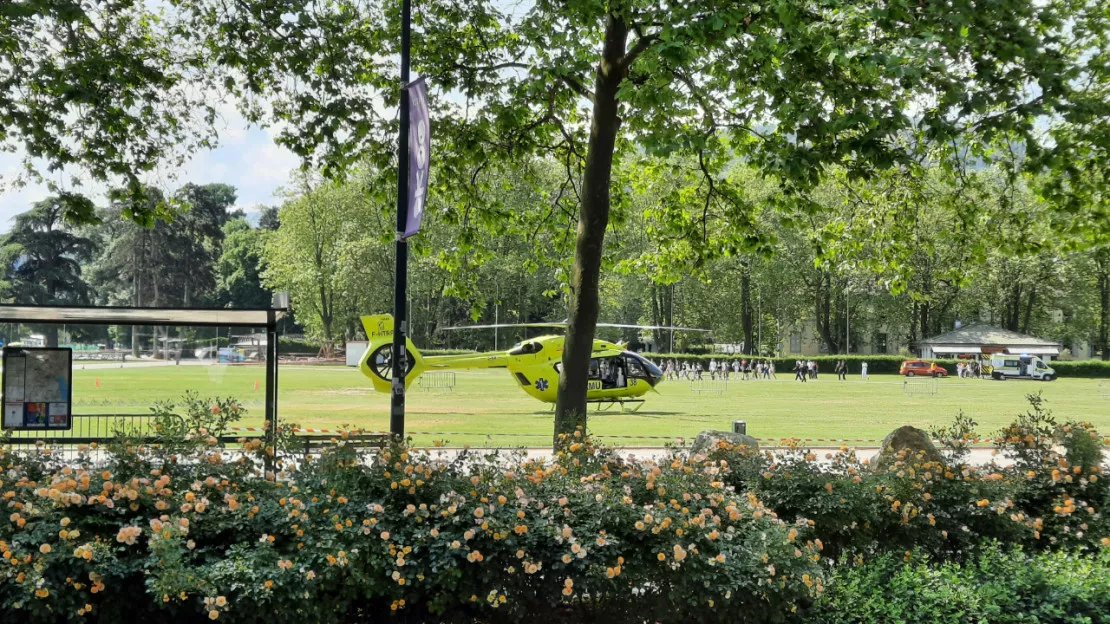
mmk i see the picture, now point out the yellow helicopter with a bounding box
[357,314,707,409]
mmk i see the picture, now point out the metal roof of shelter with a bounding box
[918,322,1061,348]
[0,305,284,327]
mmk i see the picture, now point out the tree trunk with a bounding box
[1092,247,1110,357]
[553,14,627,443]
[44,283,59,347]
[153,277,161,358]
[1021,285,1036,335]
[319,282,334,358]
[1010,283,1023,331]
[909,299,919,347]
[919,300,931,341]
[1098,250,1110,360]
[740,264,754,355]
[44,326,59,348]
[131,261,141,358]
[650,281,663,350]
[815,271,839,353]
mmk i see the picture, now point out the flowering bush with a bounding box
[703,398,1109,561]
[0,429,821,623]
[0,397,1107,623]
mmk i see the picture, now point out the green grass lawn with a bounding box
[58,363,1110,447]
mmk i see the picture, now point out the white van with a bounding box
[989,354,1057,381]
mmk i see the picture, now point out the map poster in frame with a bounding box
[2,347,73,431]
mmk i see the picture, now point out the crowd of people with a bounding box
[956,360,983,378]
[655,354,997,385]
[663,358,776,381]
[661,358,872,383]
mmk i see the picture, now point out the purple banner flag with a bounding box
[404,77,430,239]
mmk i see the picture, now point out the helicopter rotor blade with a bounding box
[439,322,567,331]
[595,323,712,332]
[440,321,711,332]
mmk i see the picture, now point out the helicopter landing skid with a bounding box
[589,398,646,413]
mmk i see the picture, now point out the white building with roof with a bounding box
[917,322,1063,360]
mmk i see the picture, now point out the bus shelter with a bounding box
[0,304,285,445]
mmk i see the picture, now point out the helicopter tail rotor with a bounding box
[358,314,426,393]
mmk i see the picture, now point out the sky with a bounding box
[0,106,301,233]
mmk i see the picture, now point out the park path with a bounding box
[425,446,1108,468]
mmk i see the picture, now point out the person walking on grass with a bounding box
[836,359,847,381]
[768,360,776,379]
[861,361,869,381]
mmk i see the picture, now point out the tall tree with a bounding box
[216,218,271,309]
[257,206,281,231]
[172,183,239,306]
[262,175,390,354]
[89,184,235,354]
[0,197,96,346]
[88,189,167,355]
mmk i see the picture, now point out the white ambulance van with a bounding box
[989,354,1057,381]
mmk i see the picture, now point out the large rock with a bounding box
[689,430,760,456]
[872,425,946,471]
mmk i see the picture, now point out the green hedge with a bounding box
[278,337,317,354]
[812,545,1110,624]
[1051,359,1110,378]
[641,353,955,375]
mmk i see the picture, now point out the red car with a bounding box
[900,360,948,377]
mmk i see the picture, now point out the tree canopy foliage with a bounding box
[2,0,1110,438]
[0,197,96,345]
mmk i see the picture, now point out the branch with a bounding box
[559,74,595,103]
[621,33,659,68]
[452,61,530,73]
[697,150,716,244]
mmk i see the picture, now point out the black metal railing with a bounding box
[3,413,388,458]
[3,413,181,446]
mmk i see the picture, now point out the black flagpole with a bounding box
[390,0,412,437]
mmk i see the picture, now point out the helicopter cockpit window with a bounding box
[508,342,543,356]
[625,355,646,378]
[554,359,615,384]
